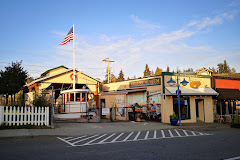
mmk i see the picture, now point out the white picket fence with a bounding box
[0,106,49,126]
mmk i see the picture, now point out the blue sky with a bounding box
[0,0,240,80]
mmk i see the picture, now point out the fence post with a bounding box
[13,106,16,126]
[51,86,54,127]
[21,107,24,125]
[41,107,44,125]
[46,107,49,126]
[24,106,27,125]
[0,106,3,125]
[27,106,30,124]
[17,107,19,126]
[9,106,12,126]
[34,107,37,125]
[6,106,8,126]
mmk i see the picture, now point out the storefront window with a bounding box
[173,96,190,120]
[82,93,86,102]
[70,93,74,101]
[76,93,80,101]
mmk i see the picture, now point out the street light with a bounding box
[167,71,189,126]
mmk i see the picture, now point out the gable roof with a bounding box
[196,67,213,73]
[41,65,69,77]
[27,68,101,87]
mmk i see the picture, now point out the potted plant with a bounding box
[231,111,240,128]
[170,112,178,125]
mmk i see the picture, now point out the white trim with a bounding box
[61,89,90,94]
[26,69,100,87]
[165,87,219,96]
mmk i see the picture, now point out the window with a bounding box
[76,93,80,101]
[82,93,86,102]
[173,96,190,120]
[70,93,74,101]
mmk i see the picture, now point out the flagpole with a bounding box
[73,22,76,101]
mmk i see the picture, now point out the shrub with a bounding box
[32,94,51,107]
[170,112,178,120]
[233,111,240,124]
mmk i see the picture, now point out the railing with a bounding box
[0,106,49,126]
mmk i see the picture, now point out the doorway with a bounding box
[100,99,105,116]
[195,99,205,121]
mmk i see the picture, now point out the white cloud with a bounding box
[130,14,161,35]
[53,10,239,80]
[187,10,238,32]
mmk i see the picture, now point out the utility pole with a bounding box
[102,58,115,83]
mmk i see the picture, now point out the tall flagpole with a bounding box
[73,22,76,91]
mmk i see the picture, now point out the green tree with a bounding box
[117,69,125,82]
[209,67,217,74]
[151,70,154,76]
[143,64,151,77]
[232,68,236,74]
[166,66,170,72]
[155,67,162,75]
[111,74,118,82]
[32,93,51,107]
[27,77,34,84]
[217,60,231,74]
[0,61,28,105]
[183,68,194,72]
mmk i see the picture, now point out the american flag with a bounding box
[60,27,73,45]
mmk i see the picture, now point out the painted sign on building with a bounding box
[129,78,161,88]
[115,95,125,116]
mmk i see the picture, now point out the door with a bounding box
[196,99,205,121]
[100,99,105,116]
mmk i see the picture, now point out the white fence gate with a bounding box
[0,106,49,126]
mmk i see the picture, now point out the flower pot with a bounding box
[170,119,178,125]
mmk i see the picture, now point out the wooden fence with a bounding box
[0,106,49,126]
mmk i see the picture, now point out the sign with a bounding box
[129,78,161,88]
[102,108,110,115]
[149,90,161,96]
[176,90,181,95]
[115,95,125,116]
[190,81,201,88]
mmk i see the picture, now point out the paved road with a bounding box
[57,129,212,147]
[0,128,239,160]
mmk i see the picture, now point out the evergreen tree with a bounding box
[232,68,236,74]
[0,61,28,105]
[217,60,231,73]
[183,68,194,72]
[223,60,231,73]
[151,70,154,76]
[117,69,125,82]
[166,66,170,72]
[209,67,217,74]
[143,64,151,77]
[103,73,117,83]
[155,67,162,75]
[27,77,34,84]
